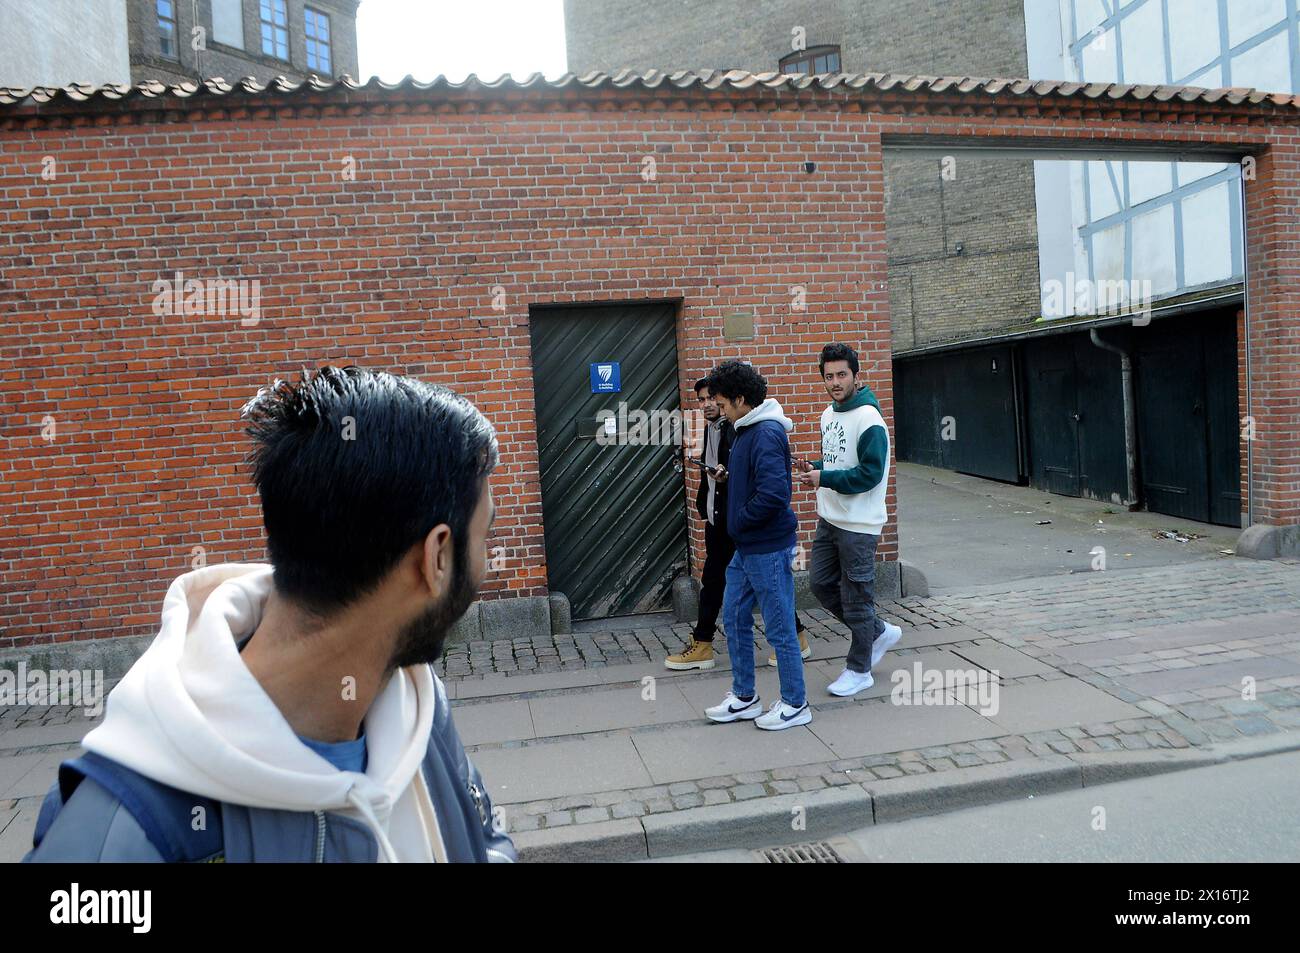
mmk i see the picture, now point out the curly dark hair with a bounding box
[819,343,860,376]
[706,361,767,408]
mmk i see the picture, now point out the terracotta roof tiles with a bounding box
[2,68,1297,111]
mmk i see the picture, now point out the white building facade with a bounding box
[1024,0,1296,314]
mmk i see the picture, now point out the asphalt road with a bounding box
[649,749,1300,862]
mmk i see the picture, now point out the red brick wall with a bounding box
[1243,144,1300,526]
[2,83,1297,649]
[0,101,893,648]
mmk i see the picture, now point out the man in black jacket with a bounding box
[666,377,806,671]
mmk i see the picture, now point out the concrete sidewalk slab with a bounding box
[1213,611,1300,638]
[594,660,718,685]
[473,735,653,803]
[892,625,988,649]
[808,696,999,758]
[671,649,972,712]
[0,753,48,800]
[0,750,66,800]
[671,666,797,712]
[868,649,988,698]
[454,669,605,700]
[1050,636,1148,663]
[528,683,696,736]
[0,800,42,863]
[980,678,1144,734]
[0,720,98,752]
[950,642,1057,679]
[632,723,835,784]
[1054,620,1248,662]
[641,785,873,857]
[1113,656,1300,695]
[450,699,535,746]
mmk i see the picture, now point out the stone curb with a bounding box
[864,754,1080,822]
[641,786,872,858]
[1068,747,1219,785]
[510,732,1300,861]
[512,819,646,863]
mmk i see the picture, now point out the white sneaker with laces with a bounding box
[754,699,812,730]
[828,668,874,697]
[871,622,902,668]
[705,692,762,723]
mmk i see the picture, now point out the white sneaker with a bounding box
[871,622,902,668]
[705,692,762,723]
[828,668,875,697]
[755,699,812,730]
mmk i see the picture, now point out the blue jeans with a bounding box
[723,546,806,709]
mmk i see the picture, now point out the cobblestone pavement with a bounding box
[442,559,1300,837]
[435,597,964,678]
[3,559,1299,857]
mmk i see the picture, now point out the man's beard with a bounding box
[388,555,478,670]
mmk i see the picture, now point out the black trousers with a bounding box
[694,517,805,643]
[694,517,734,642]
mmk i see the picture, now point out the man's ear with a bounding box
[421,523,455,599]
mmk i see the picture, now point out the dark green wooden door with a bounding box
[529,303,688,619]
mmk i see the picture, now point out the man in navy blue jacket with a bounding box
[702,361,810,731]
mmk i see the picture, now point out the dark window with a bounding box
[305,7,332,74]
[260,0,289,60]
[779,45,842,76]
[157,0,178,59]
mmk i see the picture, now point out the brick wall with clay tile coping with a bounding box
[0,74,1297,648]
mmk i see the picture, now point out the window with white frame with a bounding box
[1052,0,1263,306]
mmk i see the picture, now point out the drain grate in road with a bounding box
[756,841,846,864]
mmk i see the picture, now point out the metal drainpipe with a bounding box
[1090,328,1138,509]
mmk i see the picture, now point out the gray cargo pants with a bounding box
[809,517,885,674]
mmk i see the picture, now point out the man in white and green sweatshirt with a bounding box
[796,343,903,697]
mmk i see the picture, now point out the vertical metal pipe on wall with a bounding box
[1089,329,1138,509]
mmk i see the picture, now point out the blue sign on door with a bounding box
[590,362,621,393]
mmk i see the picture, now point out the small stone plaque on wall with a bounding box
[722,312,755,341]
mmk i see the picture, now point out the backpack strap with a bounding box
[35,752,224,862]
